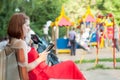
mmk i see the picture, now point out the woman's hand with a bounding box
[27,50,50,72]
[38,50,50,62]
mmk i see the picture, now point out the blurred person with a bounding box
[69,27,77,56]
[99,29,105,49]
[43,25,51,42]
[0,37,8,51]
[114,24,120,52]
[80,27,90,51]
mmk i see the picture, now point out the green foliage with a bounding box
[59,27,67,38]
[96,0,106,10]
[96,0,120,24]
[0,0,63,38]
[27,0,63,37]
[0,0,17,37]
[1,0,120,38]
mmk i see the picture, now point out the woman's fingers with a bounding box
[42,50,50,54]
[39,53,47,61]
[39,50,50,61]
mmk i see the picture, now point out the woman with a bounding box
[7,12,86,80]
[7,13,30,80]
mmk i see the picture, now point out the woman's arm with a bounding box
[16,49,29,80]
[27,50,49,72]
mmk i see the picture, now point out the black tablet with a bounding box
[46,43,54,52]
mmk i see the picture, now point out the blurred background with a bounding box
[0,0,120,39]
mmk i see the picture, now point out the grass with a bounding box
[87,64,120,70]
[75,58,120,70]
[75,58,120,64]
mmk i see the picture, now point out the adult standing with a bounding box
[69,27,76,56]
[43,25,49,42]
[114,24,120,52]
[0,37,8,51]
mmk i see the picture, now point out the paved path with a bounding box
[57,47,120,80]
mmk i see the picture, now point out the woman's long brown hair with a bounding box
[7,13,29,42]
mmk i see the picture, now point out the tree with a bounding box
[0,0,64,38]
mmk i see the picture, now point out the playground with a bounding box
[50,6,120,61]
[46,7,120,80]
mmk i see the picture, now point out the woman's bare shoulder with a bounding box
[12,39,27,49]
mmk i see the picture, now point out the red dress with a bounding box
[28,47,86,80]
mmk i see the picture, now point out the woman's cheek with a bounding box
[23,29,27,37]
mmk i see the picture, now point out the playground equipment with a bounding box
[107,13,116,68]
[51,5,117,68]
[51,6,73,54]
[78,6,97,64]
